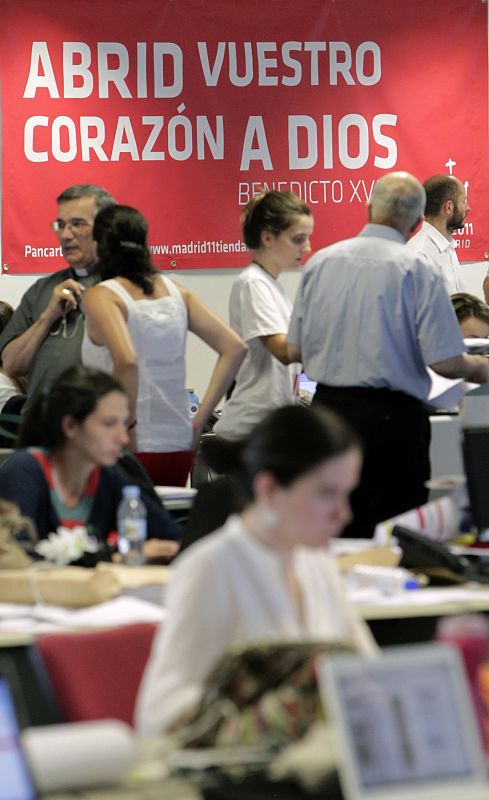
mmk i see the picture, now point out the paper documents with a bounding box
[0,596,166,635]
[463,337,489,355]
[427,367,477,411]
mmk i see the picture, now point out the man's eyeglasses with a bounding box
[51,219,92,233]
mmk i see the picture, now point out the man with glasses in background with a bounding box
[0,185,116,408]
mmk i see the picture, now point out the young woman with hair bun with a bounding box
[213,190,314,440]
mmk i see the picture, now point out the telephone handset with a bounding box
[393,525,489,585]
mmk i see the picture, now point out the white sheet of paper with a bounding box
[427,367,477,410]
[0,596,166,634]
[463,337,489,354]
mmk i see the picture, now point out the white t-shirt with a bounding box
[407,220,465,295]
[214,264,298,440]
[135,514,376,735]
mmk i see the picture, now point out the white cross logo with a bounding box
[445,158,456,175]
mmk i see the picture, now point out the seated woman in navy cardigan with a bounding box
[0,365,180,560]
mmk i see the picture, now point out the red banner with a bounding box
[0,0,487,273]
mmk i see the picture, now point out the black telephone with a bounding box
[392,525,489,585]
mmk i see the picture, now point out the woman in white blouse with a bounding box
[136,403,376,735]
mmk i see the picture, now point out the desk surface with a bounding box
[4,583,489,644]
[41,726,339,800]
[354,583,489,620]
[45,779,202,800]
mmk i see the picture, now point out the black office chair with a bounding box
[0,394,26,448]
[179,475,245,554]
[190,431,220,488]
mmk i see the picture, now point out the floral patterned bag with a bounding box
[177,640,354,750]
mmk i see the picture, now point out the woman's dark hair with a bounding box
[241,190,311,250]
[17,366,126,451]
[93,204,157,295]
[0,301,27,395]
[203,404,361,503]
[0,301,14,334]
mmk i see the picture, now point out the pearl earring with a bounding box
[258,506,279,528]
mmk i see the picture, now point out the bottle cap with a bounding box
[122,485,140,500]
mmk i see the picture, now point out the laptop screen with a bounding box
[0,676,37,800]
[337,659,473,788]
[317,644,488,800]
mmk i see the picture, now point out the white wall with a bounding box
[0,266,299,402]
[462,262,488,299]
[0,260,486,402]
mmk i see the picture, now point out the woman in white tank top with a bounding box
[81,205,246,486]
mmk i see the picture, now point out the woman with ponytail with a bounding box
[136,403,376,736]
[81,205,246,486]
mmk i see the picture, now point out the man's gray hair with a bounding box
[369,172,425,232]
[56,184,116,212]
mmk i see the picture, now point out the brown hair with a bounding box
[451,292,489,326]
[241,190,311,250]
[17,366,126,451]
[93,205,156,295]
[423,175,461,217]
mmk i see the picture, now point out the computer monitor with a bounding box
[462,427,489,541]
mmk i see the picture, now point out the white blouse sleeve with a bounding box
[135,541,235,735]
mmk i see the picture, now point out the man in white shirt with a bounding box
[407,174,469,294]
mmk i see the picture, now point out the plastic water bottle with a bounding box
[187,389,200,419]
[117,485,147,566]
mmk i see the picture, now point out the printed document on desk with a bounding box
[155,486,197,511]
[0,596,166,635]
[349,583,489,620]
